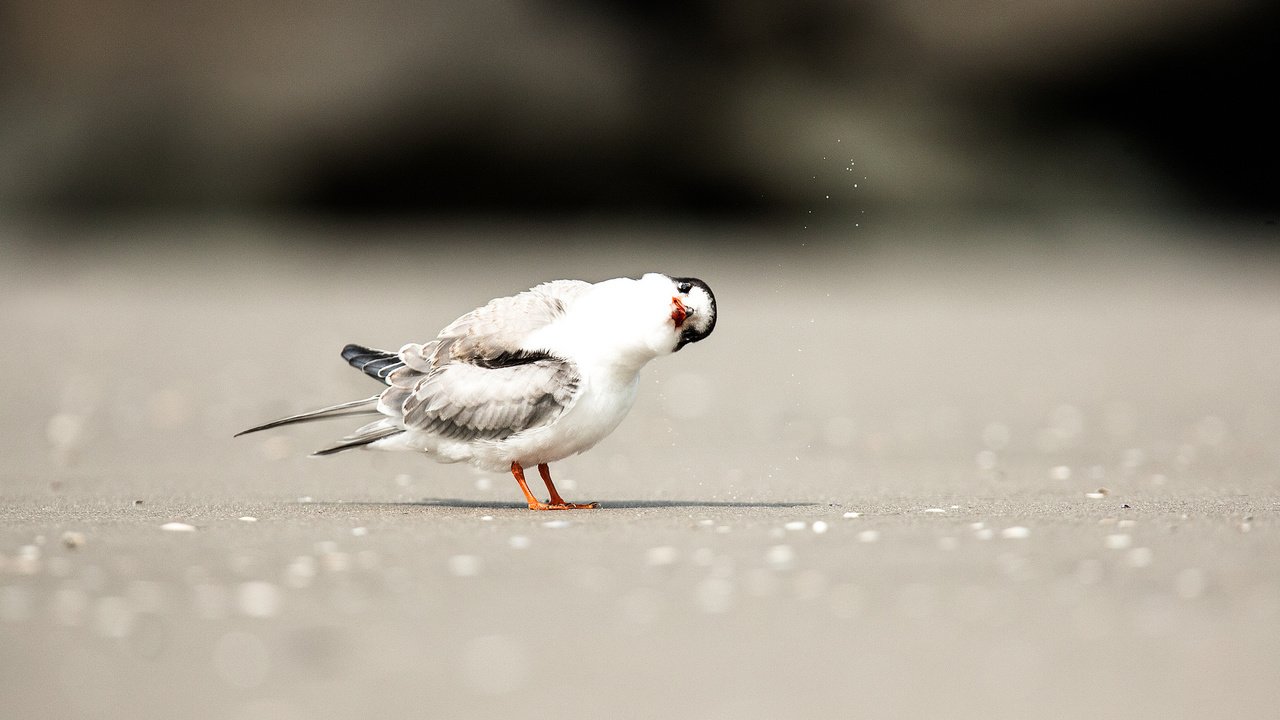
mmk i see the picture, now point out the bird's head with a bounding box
[564,273,716,367]
[624,272,716,356]
[662,274,717,352]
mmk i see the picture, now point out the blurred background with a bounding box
[3,4,1280,720]
[1,0,1276,225]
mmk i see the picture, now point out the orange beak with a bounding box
[671,296,688,327]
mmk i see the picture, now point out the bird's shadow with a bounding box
[315,498,820,510]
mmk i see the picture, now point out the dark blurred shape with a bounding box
[1010,2,1279,214]
[0,1,1275,222]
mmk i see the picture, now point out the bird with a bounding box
[236,273,717,510]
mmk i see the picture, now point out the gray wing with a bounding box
[375,279,590,441]
[388,358,579,441]
[418,279,591,366]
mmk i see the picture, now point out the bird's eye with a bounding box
[676,281,693,294]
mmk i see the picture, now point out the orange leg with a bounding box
[508,462,600,510]
[538,463,599,509]
[510,462,553,511]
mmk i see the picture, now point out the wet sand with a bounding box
[2,220,1278,719]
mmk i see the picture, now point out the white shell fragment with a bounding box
[1127,547,1154,567]
[448,555,482,577]
[1104,533,1133,549]
[236,582,283,618]
[160,522,197,532]
[765,545,795,570]
[645,546,679,566]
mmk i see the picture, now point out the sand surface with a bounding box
[2,221,1278,719]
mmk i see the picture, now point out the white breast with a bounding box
[466,364,640,472]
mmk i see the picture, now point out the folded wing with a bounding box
[388,357,578,442]
[377,279,591,442]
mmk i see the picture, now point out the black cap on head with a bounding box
[672,276,716,350]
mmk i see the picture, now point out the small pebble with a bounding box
[321,552,351,573]
[842,511,860,519]
[1104,533,1132,549]
[238,517,258,523]
[857,530,880,543]
[61,531,86,549]
[160,522,196,532]
[284,556,317,588]
[811,521,829,534]
[448,555,481,577]
[1000,526,1030,539]
[765,545,795,570]
[645,546,679,566]
[1127,547,1154,567]
[479,516,493,522]
[236,581,283,618]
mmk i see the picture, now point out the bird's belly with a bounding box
[477,374,639,470]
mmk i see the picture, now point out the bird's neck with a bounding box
[580,344,655,386]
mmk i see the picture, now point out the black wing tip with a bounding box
[342,343,403,383]
[341,343,371,361]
